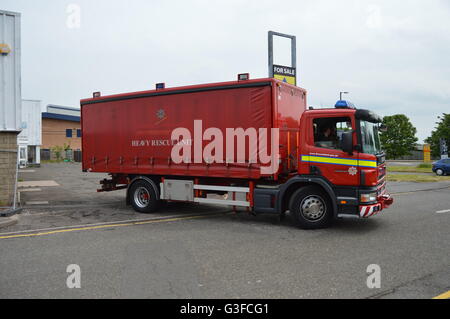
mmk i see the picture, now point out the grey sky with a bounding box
[2,0,449,142]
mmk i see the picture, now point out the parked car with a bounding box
[432,158,450,176]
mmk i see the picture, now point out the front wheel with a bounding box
[436,169,444,176]
[129,180,159,213]
[289,186,333,229]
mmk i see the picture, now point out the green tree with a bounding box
[425,113,450,158]
[380,114,418,159]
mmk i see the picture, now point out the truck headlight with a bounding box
[360,192,377,203]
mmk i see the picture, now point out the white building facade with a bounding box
[17,100,42,166]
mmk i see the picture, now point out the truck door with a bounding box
[301,115,359,186]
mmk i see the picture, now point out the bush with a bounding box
[51,145,64,161]
[417,163,432,169]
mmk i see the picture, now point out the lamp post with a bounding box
[340,91,349,101]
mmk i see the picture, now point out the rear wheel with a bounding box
[436,168,444,176]
[289,186,333,229]
[129,180,159,213]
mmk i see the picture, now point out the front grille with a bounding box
[378,166,386,181]
[377,181,387,197]
[377,153,386,165]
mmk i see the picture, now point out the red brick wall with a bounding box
[42,118,82,150]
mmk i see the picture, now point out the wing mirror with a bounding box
[341,131,353,155]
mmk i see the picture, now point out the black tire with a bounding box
[129,180,159,213]
[436,169,444,176]
[289,186,333,229]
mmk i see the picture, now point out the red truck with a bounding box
[81,76,393,229]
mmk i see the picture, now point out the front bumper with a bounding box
[359,194,394,218]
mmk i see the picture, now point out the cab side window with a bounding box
[313,117,352,150]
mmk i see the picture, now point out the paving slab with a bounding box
[0,215,19,229]
[18,188,41,192]
[25,201,50,205]
[18,180,60,187]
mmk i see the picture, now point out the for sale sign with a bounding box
[273,65,296,85]
[423,144,431,162]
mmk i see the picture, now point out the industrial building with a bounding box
[41,105,81,152]
[0,10,21,210]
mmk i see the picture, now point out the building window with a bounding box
[77,129,82,138]
[66,129,73,138]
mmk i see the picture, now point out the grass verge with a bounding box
[387,165,433,173]
[387,174,450,182]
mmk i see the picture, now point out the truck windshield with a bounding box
[360,121,382,155]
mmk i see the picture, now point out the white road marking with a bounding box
[26,201,50,205]
[436,209,450,214]
[19,170,36,173]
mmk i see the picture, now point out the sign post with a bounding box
[268,31,297,85]
[440,138,448,159]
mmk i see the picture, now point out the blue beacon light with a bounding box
[335,100,356,109]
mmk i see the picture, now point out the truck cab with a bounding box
[254,100,393,228]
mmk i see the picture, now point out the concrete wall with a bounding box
[0,132,18,206]
[42,118,81,150]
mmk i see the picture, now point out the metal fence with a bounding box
[74,150,82,162]
[396,150,424,161]
[40,149,82,162]
[41,149,51,161]
[395,149,439,161]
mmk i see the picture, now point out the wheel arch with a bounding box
[126,175,161,205]
[278,176,338,217]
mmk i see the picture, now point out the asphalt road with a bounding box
[0,164,449,299]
